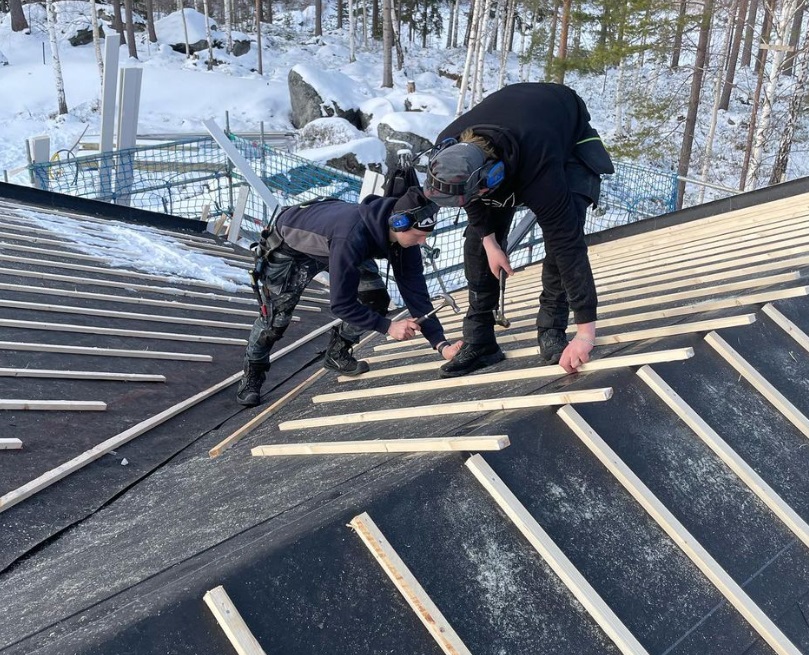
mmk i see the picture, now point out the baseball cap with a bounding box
[424,142,488,207]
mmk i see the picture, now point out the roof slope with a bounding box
[2,187,809,655]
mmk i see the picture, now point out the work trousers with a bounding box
[462,192,592,346]
[244,244,387,366]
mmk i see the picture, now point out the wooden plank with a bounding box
[762,303,809,353]
[0,372,242,513]
[557,405,801,655]
[466,455,649,655]
[0,438,22,450]
[203,585,267,655]
[369,315,756,362]
[439,272,799,329]
[208,319,343,458]
[0,318,248,345]
[0,400,107,411]
[0,299,255,330]
[279,388,613,431]
[315,348,693,403]
[252,435,510,456]
[704,331,809,440]
[0,368,165,382]
[0,340,212,362]
[350,512,473,655]
[637,365,809,551]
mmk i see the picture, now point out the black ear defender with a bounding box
[389,203,440,232]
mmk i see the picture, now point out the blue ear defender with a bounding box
[484,160,505,189]
[389,212,414,232]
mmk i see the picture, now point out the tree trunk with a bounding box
[720,0,749,109]
[671,0,687,69]
[699,0,737,203]
[472,0,493,104]
[255,0,263,74]
[349,0,356,61]
[754,0,772,73]
[123,0,138,58]
[457,0,483,114]
[315,0,322,36]
[676,0,713,208]
[372,0,379,39]
[746,0,798,188]
[389,0,404,69]
[222,0,232,52]
[112,0,126,46]
[337,0,344,29]
[544,0,560,81]
[46,0,68,115]
[9,0,28,32]
[178,1,190,57]
[446,0,457,47]
[554,0,572,83]
[451,0,461,47]
[498,0,516,88]
[770,35,809,182]
[90,0,104,82]
[382,0,393,86]
[783,3,804,75]
[741,0,759,66]
[266,0,273,24]
[203,0,214,69]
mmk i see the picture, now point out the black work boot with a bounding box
[537,329,568,365]
[439,342,505,378]
[323,329,370,376]
[236,362,268,406]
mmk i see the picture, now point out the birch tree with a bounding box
[179,1,191,58]
[382,0,393,86]
[745,0,800,188]
[255,0,263,74]
[203,0,214,69]
[91,0,104,82]
[349,0,356,62]
[46,0,68,115]
[769,35,809,182]
[456,0,483,114]
[472,0,493,105]
[223,0,233,53]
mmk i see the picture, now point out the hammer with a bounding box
[495,270,511,328]
[416,292,460,325]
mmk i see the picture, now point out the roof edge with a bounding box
[586,175,809,247]
[0,182,206,232]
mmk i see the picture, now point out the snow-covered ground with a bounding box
[1,1,806,205]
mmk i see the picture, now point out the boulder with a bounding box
[376,112,451,172]
[296,137,386,178]
[231,35,250,56]
[287,64,367,130]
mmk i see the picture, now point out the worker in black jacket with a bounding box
[236,187,462,406]
[424,82,614,377]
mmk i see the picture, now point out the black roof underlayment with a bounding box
[2,184,809,655]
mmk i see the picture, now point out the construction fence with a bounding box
[28,134,679,304]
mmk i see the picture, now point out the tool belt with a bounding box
[249,225,284,318]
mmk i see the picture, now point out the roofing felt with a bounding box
[1,186,809,655]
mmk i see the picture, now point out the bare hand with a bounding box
[388,319,421,341]
[440,340,464,361]
[559,338,593,374]
[482,236,514,279]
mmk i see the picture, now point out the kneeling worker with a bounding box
[236,187,463,406]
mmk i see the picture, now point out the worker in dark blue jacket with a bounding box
[236,186,462,406]
[424,82,613,377]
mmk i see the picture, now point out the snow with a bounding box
[0,0,807,206]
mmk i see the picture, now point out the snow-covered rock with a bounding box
[288,63,371,129]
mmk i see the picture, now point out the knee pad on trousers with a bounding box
[358,287,391,316]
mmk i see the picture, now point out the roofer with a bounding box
[424,82,614,377]
[236,187,463,406]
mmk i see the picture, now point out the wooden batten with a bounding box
[638,365,809,552]
[466,455,650,655]
[0,438,23,450]
[350,512,473,655]
[252,435,510,456]
[0,368,165,382]
[0,372,242,513]
[0,400,107,411]
[704,331,809,440]
[0,340,213,362]
[762,303,809,353]
[279,388,613,431]
[203,586,267,655]
[558,405,802,655]
[0,318,248,346]
[316,348,693,403]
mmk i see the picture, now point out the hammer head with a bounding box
[437,291,461,314]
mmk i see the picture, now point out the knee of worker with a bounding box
[467,286,499,313]
[358,287,391,317]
